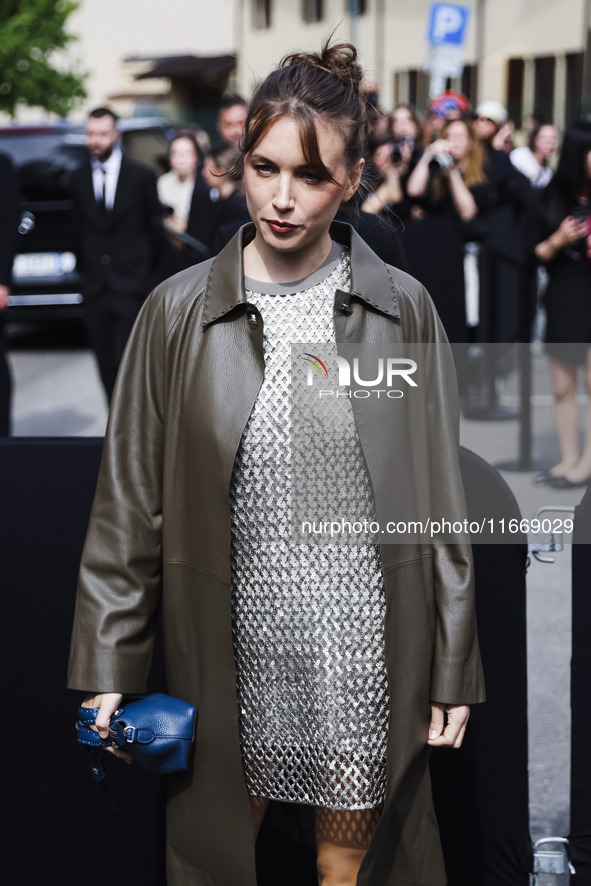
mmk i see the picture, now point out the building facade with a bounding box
[237,0,591,127]
[67,0,238,120]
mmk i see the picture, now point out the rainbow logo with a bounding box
[301,352,328,377]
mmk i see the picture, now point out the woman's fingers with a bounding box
[95,693,123,738]
[427,704,470,748]
[105,746,133,764]
[561,216,588,244]
[80,692,123,739]
[428,702,445,741]
[79,692,132,763]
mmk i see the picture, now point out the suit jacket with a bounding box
[0,152,19,286]
[69,153,164,297]
[68,222,485,886]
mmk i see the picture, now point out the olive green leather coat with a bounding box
[68,222,485,886]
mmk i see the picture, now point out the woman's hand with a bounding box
[427,702,470,748]
[423,139,451,162]
[535,215,589,262]
[81,692,133,763]
[407,139,451,198]
[556,215,589,248]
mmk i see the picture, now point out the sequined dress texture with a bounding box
[229,246,389,810]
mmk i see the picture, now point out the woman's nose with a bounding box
[273,174,295,211]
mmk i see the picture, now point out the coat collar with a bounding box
[201,221,400,327]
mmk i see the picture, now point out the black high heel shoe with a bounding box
[547,475,591,489]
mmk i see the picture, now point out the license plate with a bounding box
[13,251,77,278]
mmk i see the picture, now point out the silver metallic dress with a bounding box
[229,245,389,810]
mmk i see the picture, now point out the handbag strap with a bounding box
[76,707,155,747]
[75,706,120,810]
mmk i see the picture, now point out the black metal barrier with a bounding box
[570,486,591,883]
[0,438,167,886]
[0,438,531,885]
[431,448,530,886]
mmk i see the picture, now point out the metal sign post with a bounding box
[425,3,471,98]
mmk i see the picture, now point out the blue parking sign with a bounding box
[427,3,470,46]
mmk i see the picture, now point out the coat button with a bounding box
[101,254,111,265]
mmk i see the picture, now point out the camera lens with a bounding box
[428,152,454,175]
[391,143,403,164]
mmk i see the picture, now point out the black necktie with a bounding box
[97,167,107,210]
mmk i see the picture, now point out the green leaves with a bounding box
[0,0,87,116]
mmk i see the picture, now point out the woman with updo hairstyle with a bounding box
[68,41,484,886]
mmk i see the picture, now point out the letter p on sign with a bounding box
[428,3,469,47]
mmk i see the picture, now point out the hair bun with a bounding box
[282,41,363,94]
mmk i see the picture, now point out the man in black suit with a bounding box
[0,152,19,435]
[70,107,164,398]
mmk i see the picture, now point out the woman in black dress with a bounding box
[534,121,591,488]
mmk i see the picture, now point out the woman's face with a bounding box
[446,120,471,161]
[243,115,362,259]
[534,125,558,159]
[392,107,417,140]
[169,138,198,178]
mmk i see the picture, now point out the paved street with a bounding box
[7,327,587,874]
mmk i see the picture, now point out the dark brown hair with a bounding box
[239,40,368,184]
[88,106,118,125]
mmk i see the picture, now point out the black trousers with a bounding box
[83,290,145,400]
[0,315,11,436]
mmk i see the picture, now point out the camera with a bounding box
[428,152,455,175]
[391,137,411,165]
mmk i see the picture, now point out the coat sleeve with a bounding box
[67,289,166,693]
[419,288,486,706]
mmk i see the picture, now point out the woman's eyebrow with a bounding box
[248,153,326,173]
[248,153,277,165]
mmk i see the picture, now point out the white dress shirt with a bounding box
[510,146,553,189]
[91,146,122,210]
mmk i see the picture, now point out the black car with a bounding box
[1,119,171,322]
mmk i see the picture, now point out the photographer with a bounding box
[361,133,414,216]
[403,119,493,343]
[362,105,423,217]
[406,118,490,223]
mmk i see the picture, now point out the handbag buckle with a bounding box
[124,725,138,743]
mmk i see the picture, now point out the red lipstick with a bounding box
[265,219,299,234]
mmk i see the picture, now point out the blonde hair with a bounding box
[431,119,486,202]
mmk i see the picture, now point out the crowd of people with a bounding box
[1,83,591,490]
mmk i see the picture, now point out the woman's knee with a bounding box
[316,841,366,886]
[551,361,577,401]
[315,807,382,886]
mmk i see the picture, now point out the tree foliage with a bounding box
[0,0,87,117]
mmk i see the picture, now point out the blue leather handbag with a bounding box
[76,693,197,776]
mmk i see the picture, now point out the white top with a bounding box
[510,146,553,189]
[230,244,388,810]
[157,170,195,226]
[91,146,122,210]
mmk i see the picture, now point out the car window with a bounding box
[0,133,88,199]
